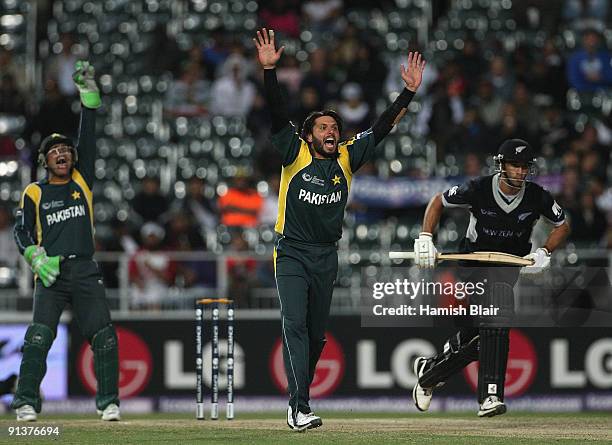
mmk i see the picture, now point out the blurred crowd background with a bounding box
[0,0,610,310]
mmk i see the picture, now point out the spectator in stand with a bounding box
[218,172,262,228]
[485,56,515,101]
[0,48,26,92]
[294,86,322,128]
[536,105,573,156]
[165,211,206,251]
[345,42,388,107]
[276,55,303,96]
[567,28,612,92]
[226,234,257,308]
[0,74,26,115]
[337,83,371,138]
[334,23,360,69]
[563,0,608,25]
[202,27,231,81]
[559,168,581,212]
[97,218,138,289]
[511,81,540,139]
[571,123,608,167]
[131,176,170,224]
[302,0,344,36]
[164,62,209,117]
[300,48,333,107]
[46,34,80,97]
[27,79,78,141]
[529,38,567,104]
[260,0,301,39]
[568,188,607,245]
[424,76,465,155]
[0,207,19,269]
[129,222,176,310]
[471,79,504,129]
[447,108,493,156]
[456,38,484,96]
[494,103,531,146]
[463,153,483,177]
[210,54,256,118]
[173,176,217,234]
[148,24,183,76]
[260,175,280,226]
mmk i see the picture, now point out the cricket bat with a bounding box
[389,251,534,266]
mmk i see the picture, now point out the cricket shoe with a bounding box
[16,405,37,422]
[97,403,121,421]
[477,396,506,418]
[412,356,434,412]
[287,406,322,431]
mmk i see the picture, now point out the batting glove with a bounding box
[413,232,437,268]
[24,246,62,287]
[522,247,550,275]
[73,60,101,109]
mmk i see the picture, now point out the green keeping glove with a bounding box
[73,60,101,109]
[24,246,62,287]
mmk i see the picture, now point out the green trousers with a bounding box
[11,258,118,412]
[274,236,338,414]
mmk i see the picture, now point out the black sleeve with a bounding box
[441,179,478,208]
[75,107,97,187]
[371,88,415,145]
[264,68,290,134]
[540,189,566,226]
[14,193,37,254]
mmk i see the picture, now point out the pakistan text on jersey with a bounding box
[46,204,86,226]
[298,189,342,205]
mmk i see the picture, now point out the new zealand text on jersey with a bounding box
[46,204,86,226]
[298,189,342,205]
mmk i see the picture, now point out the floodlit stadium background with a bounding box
[0,0,610,415]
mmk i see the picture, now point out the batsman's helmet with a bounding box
[493,138,537,185]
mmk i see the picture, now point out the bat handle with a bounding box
[389,251,416,260]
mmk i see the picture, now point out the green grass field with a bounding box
[1,412,611,444]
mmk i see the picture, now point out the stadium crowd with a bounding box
[0,0,611,307]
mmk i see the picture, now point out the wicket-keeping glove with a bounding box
[24,246,62,287]
[413,232,437,268]
[521,247,550,275]
[73,60,101,109]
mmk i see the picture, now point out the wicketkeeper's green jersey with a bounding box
[14,108,97,258]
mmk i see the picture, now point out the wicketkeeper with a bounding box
[11,61,120,422]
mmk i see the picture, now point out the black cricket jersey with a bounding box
[272,123,376,244]
[14,108,97,258]
[442,174,566,256]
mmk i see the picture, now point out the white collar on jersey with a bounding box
[492,173,526,214]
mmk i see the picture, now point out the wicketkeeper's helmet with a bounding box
[38,133,77,167]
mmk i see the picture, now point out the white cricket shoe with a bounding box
[16,405,37,422]
[97,403,121,421]
[412,356,433,412]
[286,406,322,431]
[286,406,295,430]
[478,396,506,418]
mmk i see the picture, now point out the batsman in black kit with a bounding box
[411,139,570,417]
[11,61,120,422]
[254,28,425,431]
